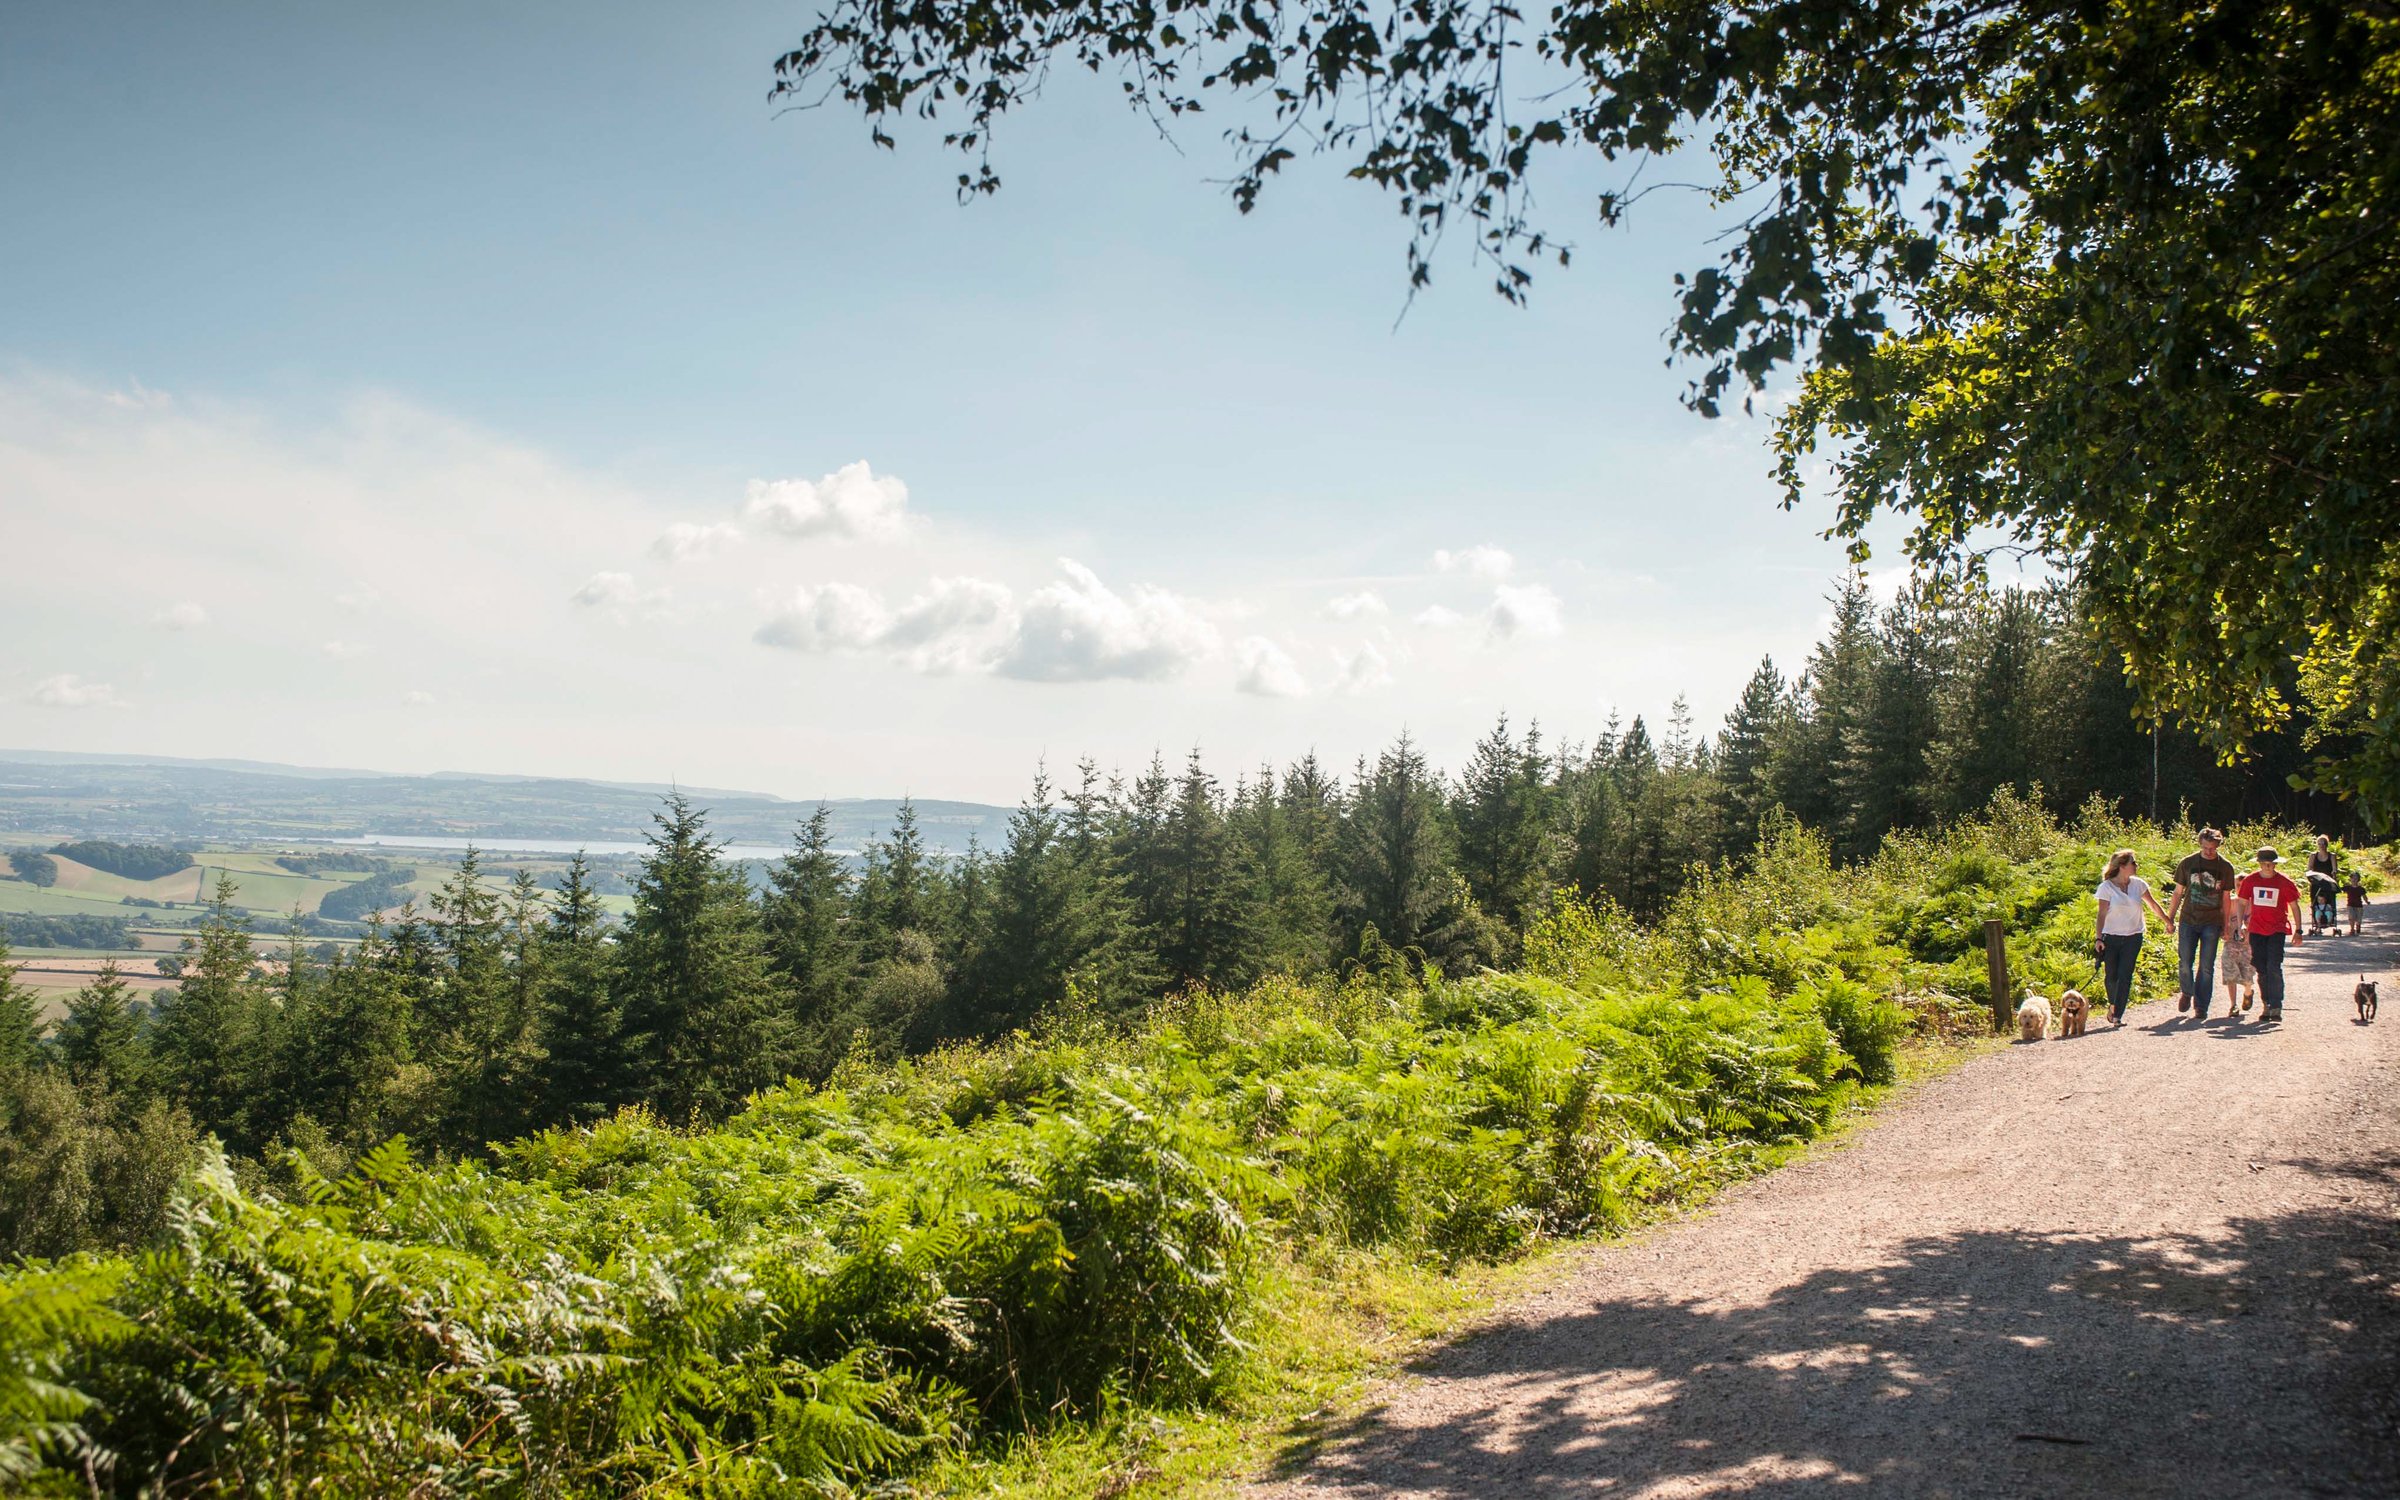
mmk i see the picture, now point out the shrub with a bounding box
[6,854,58,888]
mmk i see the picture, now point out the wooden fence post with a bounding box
[1984,917,2011,1033]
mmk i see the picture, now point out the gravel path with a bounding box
[1259,909,2400,1498]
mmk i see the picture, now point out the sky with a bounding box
[0,1,1907,804]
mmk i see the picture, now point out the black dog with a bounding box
[2359,977,2381,1022]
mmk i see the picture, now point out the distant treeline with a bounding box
[49,841,194,881]
[0,913,133,949]
[315,869,417,922]
[6,852,58,887]
[273,852,407,876]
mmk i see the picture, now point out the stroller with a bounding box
[2307,870,2339,935]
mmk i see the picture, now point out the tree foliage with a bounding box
[773,0,2400,825]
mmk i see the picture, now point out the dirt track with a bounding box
[1259,909,2400,1498]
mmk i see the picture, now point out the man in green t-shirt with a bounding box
[2166,828,2240,1018]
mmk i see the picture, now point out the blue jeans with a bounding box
[2102,932,2143,1020]
[2177,921,2222,1010]
[2252,932,2288,1010]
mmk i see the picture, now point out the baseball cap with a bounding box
[2256,846,2280,862]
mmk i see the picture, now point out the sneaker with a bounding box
[2263,1008,2283,1024]
[2193,1008,2211,1022]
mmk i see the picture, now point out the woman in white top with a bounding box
[2093,847,2173,1025]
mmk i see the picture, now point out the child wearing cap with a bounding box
[2235,847,2305,1024]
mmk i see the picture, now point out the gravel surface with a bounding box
[1257,909,2400,1498]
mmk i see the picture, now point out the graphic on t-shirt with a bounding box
[2250,886,2281,908]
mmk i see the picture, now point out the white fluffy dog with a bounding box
[2015,993,2053,1042]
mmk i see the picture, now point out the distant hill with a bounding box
[0,752,1009,855]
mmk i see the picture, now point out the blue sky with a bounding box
[0,1,1898,802]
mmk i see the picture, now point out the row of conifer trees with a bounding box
[0,575,2338,1256]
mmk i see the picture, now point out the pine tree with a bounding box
[615,795,797,1124]
[1153,750,1261,990]
[281,928,415,1149]
[857,799,932,957]
[148,875,268,1148]
[1560,741,1629,901]
[1844,583,1951,852]
[1232,764,1334,974]
[0,934,44,1081]
[1928,586,2045,817]
[1716,657,1792,855]
[1335,733,1472,965]
[536,852,627,1126]
[764,805,860,1033]
[962,772,1148,1033]
[54,959,147,1096]
[1776,573,1880,829]
[1453,714,1556,940]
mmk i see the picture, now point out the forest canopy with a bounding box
[47,843,193,882]
[773,0,2400,827]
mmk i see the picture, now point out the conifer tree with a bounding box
[1716,657,1791,855]
[1844,584,1951,852]
[1153,750,1260,989]
[54,959,146,1097]
[857,799,932,958]
[1776,573,1880,828]
[1336,734,1470,965]
[615,795,797,1124]
[1453,714,1556,940]
[1928,586,2045,817]
[0,934,43,1081]
[764,804,860,1036]
[1232,765,1333,974]
[536,852,628,1126]
[281,927,415,1149]
[148,875,268,1148]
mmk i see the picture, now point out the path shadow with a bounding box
[1270,1164,2400,1498]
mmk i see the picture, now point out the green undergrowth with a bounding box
[0,794,2322,1495]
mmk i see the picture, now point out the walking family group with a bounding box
[2087,830,2370,1026]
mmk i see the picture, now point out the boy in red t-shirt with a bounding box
[2235,848,2305,1023]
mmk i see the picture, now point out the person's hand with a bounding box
[2092,937,2106,959]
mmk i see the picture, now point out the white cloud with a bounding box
[402,689,437,707]
[755,561,1219,685]
[1486,583,1564,642]
[1322,590,1389,621]
[1434,545,1515,582]
[649,520,744,562]
[29,673,127,708]
[1233,636,1308,698]
[321,639,372,661]
[1334,641,1394,695]
[997,560,1220,683]
[754,581,894,653]
[570,571,671,617]
[152,601,208,630]
[1413,604,1465,629]
[743,461,912,542]
[880,577,1016,674]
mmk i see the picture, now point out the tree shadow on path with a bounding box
[1272,1165,2400,1498]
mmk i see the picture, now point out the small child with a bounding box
[2222,911,2257,1013]
[2346,871,2370,937]
[2310,871,2340,935]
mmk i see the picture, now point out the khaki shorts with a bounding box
[2221,931,2256,985]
